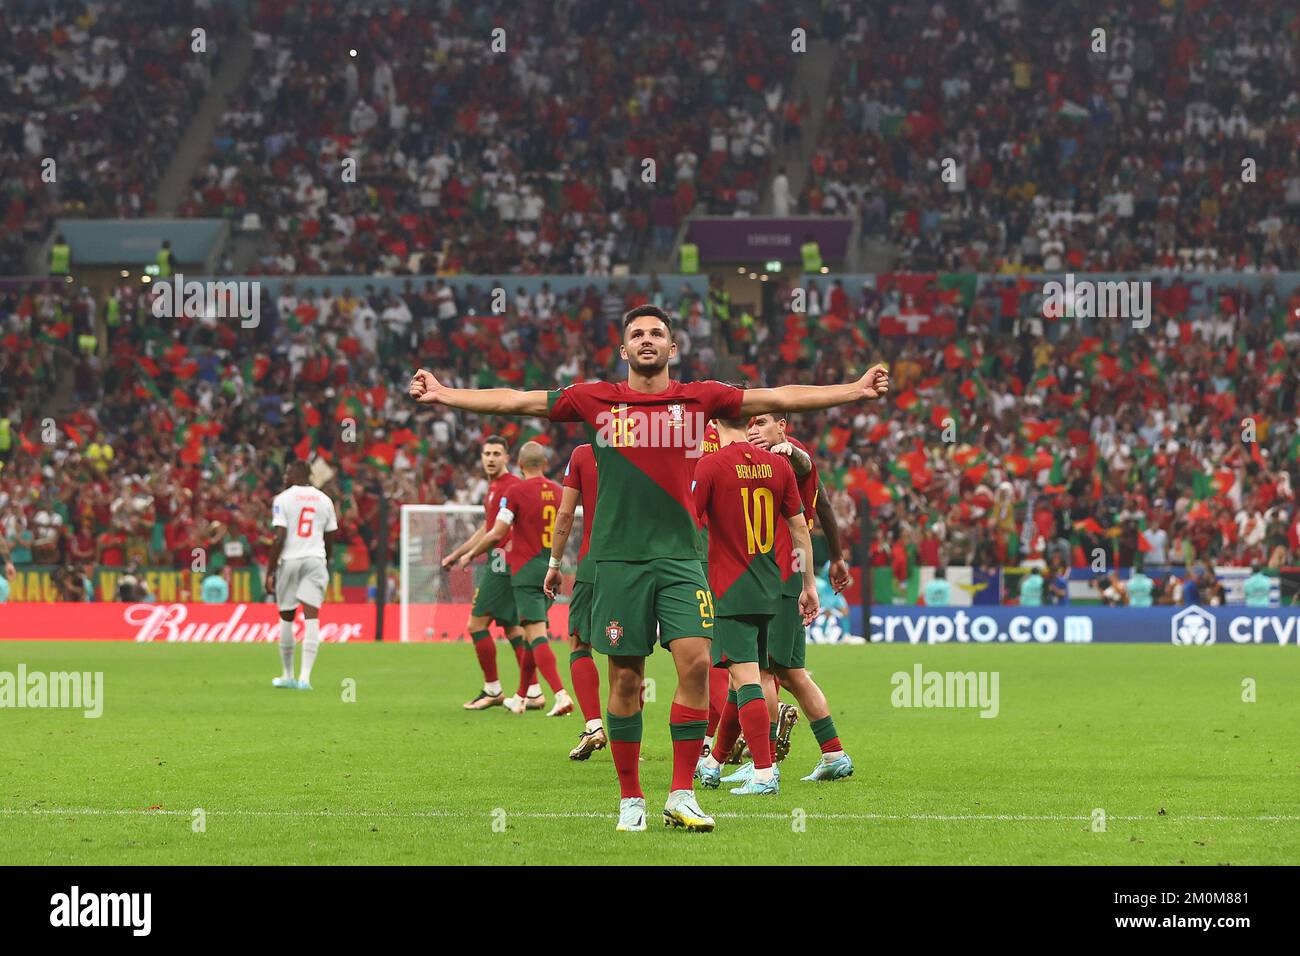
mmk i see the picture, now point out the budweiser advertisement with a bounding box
[0,603,574,642]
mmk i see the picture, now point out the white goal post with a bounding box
[399,503,584,643]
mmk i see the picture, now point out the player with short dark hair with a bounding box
[744,411,855,782]
[442,436,537,711]
[265,459,338,690]
[692,415,818,795]
[466,441,572,716]
[410,305,889,831]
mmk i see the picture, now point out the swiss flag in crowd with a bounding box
[880,312,957,336]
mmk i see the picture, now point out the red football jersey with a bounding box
[547,379,743,561]
[484,472,520,569]
[562,443,597,566]
[784,434,820,529]
[692,441,803,616]
[773,434,821,590]
[500,475,563,574]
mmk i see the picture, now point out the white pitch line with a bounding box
[2,808,1298,823]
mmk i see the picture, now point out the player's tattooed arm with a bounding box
[739,364,889,415]
[815,480,853,593]
[409,368,549,417]
[544,486,580,599]
[769,441,812,477]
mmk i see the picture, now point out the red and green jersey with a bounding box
[775,433,821,595]
[547,379,743,561]
[562,443,598,583]
[692,441,802,616]
[499,475,562,581]
[483,472,520,577]
[692,421,722,559]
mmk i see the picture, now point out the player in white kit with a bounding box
[264,460,339,690]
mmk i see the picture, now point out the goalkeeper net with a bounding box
[399,503,584,642]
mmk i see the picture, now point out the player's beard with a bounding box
[628,348,669,375]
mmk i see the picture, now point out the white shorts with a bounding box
[277,556,328,611]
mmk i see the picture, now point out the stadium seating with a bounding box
[180,0,800,276]
[804,1,1300,272]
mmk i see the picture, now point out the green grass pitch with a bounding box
[2,640,1297,865]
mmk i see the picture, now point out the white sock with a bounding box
[704,735,714,751]
[823,749,845,763]
[299,618,321,684]
[754,766,775,783]
[527,683,541,698]
[484,680,502,696]
[278,620,295,678]
[585,717,603,732]
[704,754,722,771]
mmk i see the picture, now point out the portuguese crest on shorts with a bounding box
[606,620,624,646]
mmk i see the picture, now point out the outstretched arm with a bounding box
[740,364,889,416]
[409,368,550,417]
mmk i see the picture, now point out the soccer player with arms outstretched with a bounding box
[743,412,855,781]
[464,441,573,716]
[692,415,818,795]
[442,437,538,712]
[265,460,339,690]
[410,305,888,831]
[543,442,608,759]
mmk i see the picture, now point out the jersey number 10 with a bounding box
[740,487,775,555]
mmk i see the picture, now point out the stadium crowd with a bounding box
[805,0,1300,273]
[5,268,1300,603]
[0,0,236,274]
[183,0,805,276]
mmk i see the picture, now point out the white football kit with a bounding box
[271,484,338,611]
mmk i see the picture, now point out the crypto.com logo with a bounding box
[1171,606,1216,645]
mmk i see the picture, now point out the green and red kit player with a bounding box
[544,443,607,759]
[467,441,572,717]
[694,420,732,754]
[409,305,889,831]
[747,414,855,782]
[692,416,818,795]
[440,437,534,712]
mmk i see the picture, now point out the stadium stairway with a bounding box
[152,30,255,217]
[768,38,837,215]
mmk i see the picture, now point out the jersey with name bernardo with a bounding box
[692,442,802,617]
[483,472,521,577]
[774,433,821,596]
[498,475,563,585]
[547,379,743,562]
[271,485,339,561]
[562,444,598,583]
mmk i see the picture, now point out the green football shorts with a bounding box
[711,613,772,669]
[471,566,518,627]
[589,558,715,657]
[569,579,593,643]
[766,593,806,670]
